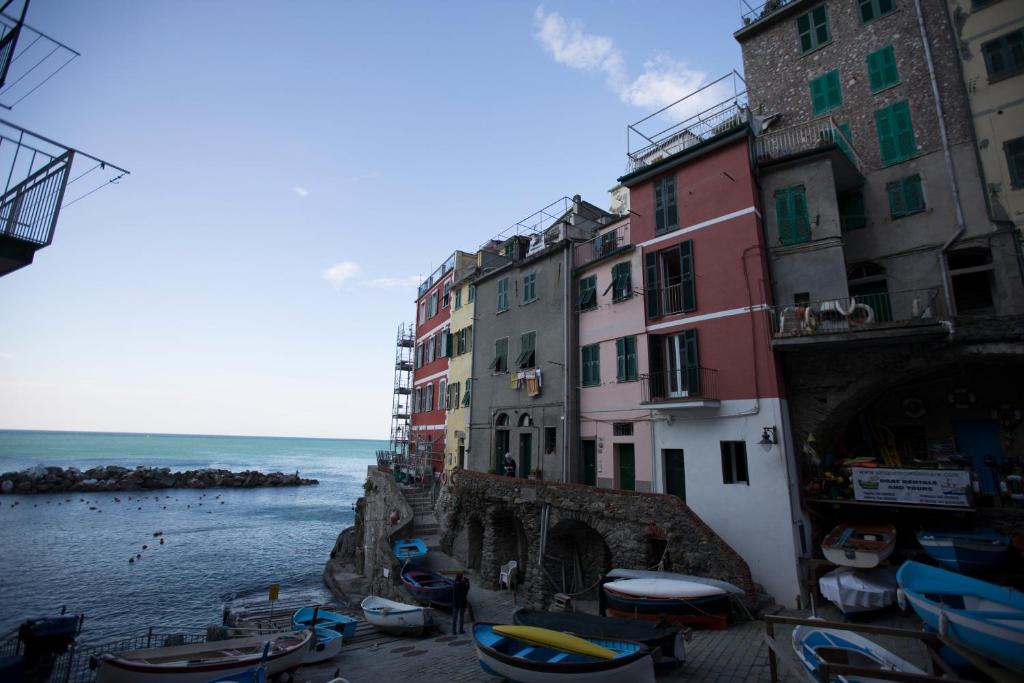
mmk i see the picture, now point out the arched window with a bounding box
[847,261,885,282]
[495,413,509,427]
[519,413,533,427]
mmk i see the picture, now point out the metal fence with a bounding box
[641,367,719,403]
[574,223,629,267]
[739,0,799,27]
[769,288,945,338]
[754,115,863,173]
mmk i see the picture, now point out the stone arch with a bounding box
[542,518,611,599]
[467,514,484,571]
[487,507,530,588]
[518,413,533,427]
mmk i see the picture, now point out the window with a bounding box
[948,248,995,313]
[413,387,422,413]
[794,292,810,307]
[611,262,632,302]
[654,176,678,234]
[578,275,597,310]
[465,325,473,353]
[810,70,842,115]
[516,331,536,369]
[415,344,423,369]
[490,337,508,372]
[721,442,749,484]
[429,291,438,318]
[616,336,638,382]
[648,240,696,317]
[1006,137,1024,188]
[598,230,618,256]
[443,281,451,308]
[859,0,895,23]
[497,278,509,311]
[775,185,811,245]
[982,30,1024,80]
[426,336,435,364]
[438,379,446,411]
[839,191,867,232]
[449,382,460,410]
[886,174,925,218]
[613,422,633,436]
[456,327,466,355]
[875,100,916,165]
[467,284,475,303]
[454,285,462,310]
[543,427,557,455]
[419,302,426,324]
[425,383,434,412]
[523,271,537,303]
[797,5,830,54]
[439,331,449,358]
[867,46,899,92]
[581,344,600,386]
[462,378,472,407]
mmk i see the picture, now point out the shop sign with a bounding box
[851,468,971,507]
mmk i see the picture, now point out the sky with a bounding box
[0,1,745,439]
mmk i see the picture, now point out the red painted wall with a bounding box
[412,273,453,468]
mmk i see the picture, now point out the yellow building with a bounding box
[444,257,478,473]
[947,0,1024,235]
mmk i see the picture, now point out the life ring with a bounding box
[847,302,875,326]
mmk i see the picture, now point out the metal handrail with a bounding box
[754,115,862,172]
[770,288,946,338]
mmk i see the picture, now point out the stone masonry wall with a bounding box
[439,470,756,609]
[352,466,415,601]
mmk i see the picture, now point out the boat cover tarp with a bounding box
[819,567,897,613]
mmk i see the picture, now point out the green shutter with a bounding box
[680,240,696,312]
[868,46,898,92]
[798,12,813,53]
[813,6,829,45]
[625,336,637,381]
[887,179,905,217]
[683,329,700,395]
[887,175,925,218]
[892,101,916,160]
[840,192,867,232]
[775,189,794,244]
[654,181,665,233]
[876,106,898,165]
[645,252,660,318]
[810,76,827,115]
[616,338,626,381]
[665,178,677,228]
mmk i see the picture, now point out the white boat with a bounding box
[360,595,433,636]
[303,625,343,664]
[793,625,925,683]
[94,630,311,683]
[821,524,896,569]
[818,567,897,615]
[605,567,744,595]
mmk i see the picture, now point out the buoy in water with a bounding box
[129,557,134,563]
[142,544,148,550]
[159,538,164,545]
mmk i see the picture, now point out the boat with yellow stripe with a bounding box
[472,623,654,683]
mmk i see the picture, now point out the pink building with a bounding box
[575,217,654,491]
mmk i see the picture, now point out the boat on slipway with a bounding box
[400,564,454,606]
[292,606,357,639]
[605,568,744,595]
[94,630,311,683]
[897,561,1024,674]
[603,578,730,629]
[392,537,428,563]
[473,623,655,683]
[361,595,434,636]
[821,524,896,569]
[792,625,925,683]
[818,567,898,615]
[916,528,1009,573]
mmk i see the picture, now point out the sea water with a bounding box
[0,430,379,642]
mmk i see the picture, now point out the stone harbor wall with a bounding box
[0,465,318,494]
[439,470,756,609]
[347,466,415,601]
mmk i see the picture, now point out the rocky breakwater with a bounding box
[0,465,319,494]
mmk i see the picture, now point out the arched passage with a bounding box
[543,519,611,599]
[490,508,529,586]
[467,515,484,571]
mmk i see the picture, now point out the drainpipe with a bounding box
[913,0,964,334]
[562,243,571,483]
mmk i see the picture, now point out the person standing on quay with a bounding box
[452,571,471,635]
[502,452,517,477]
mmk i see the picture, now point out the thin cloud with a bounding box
[0,351,13,360]
[322,261,360,288]
[293,186,309,197]
[360,275,422,289]
[533,7,727,122]
[353,171,382,181]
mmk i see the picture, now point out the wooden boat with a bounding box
[472,623,655,683]
[821,524,896,569]
[94,630,311,683]
[916,528,1009,573]
[605,567,744,595]
[603,578,729,630]
[792,625,925,682]
[818,567,897,615]
[400,564,454,606]
[897,561,1024,674]
[392,537,428,562]
[513,608,685,671]
[302,625,343,664]
[292,606,357,639]
[361,595,434,636]
[207,666,265,683]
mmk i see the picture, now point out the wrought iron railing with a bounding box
[574,223,629,267]
[754,115,863,173]
[641,367,718,403]
[739,0,799,27]
[770,288,946,339]
[645,280,691,317]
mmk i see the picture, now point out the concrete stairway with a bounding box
[399,485,461,573]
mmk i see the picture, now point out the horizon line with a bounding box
[0,427,389,442]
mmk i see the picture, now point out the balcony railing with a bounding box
[754,116,863,173]
[418,252,457,297]
[575,223,629,267]
[770,288,946,339]
[645,280,694,317]
[740,0,799,27]
[641,367,719,404]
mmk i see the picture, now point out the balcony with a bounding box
[754,116,864,189]
[418,252,457,298]
[739,0,800,28]
[575,223,630,268]
[641,367,719,408]
[644,280,695,318]
[770,289,950,348]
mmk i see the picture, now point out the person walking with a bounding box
[452,571,471,635]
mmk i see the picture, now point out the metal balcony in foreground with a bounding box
[640,367,720,409]
[574,222,630,269]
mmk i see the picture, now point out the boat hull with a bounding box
[292,607,357,639]
[792,625,924,683]
[821,524,896,569]
[400,566,454,607]
[818,567,897,615]
[605,568,744,595]
[361,596,433,636]
[917,530,1009,573]
[302,627,343,664]
[604,593,728,629]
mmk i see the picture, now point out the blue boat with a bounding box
[207,667,266,683]
[400,564,454,606]
[916,528,1009,573]
[392,537,428,562]
[792,625,925,682]
[897,561,1024,674]
[292,606,357,639]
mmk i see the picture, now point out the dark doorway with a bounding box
[519,432,532,478]
[617,444,635,491]
[581,440,597,486]
[954,420,1004,495]
[664,449,685,501]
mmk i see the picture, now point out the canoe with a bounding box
[818,567,898,615]
[916,528,1009,573]
[513,608,685,670]
[792,625,925,682]
[821,524,896,569]
[897,560,1024,673]
[400,564,454,606]
[605,568,744,595]
[473,622,655,683]
[603,578,729,630]
[292,606,357,639]
[361,595,434,636]
[95,630,311,683]
[392,537,428,562]
[303,626,343,664]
